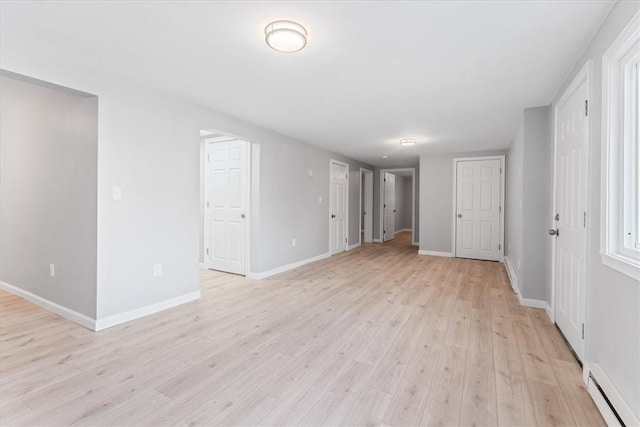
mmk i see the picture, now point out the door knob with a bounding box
[241,213,246,219]
[331,214,336,218]
[457,213,462,218]
[548,229,559,236]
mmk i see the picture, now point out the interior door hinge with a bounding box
[500,167,502,174]
[498,244,501,250]
[582,323,585,339]
[207,154,210,162]
[206,248,209,255]
[206,201,210,208]
[499,206,502,212]
[583,212,586,228]
[585,100,588,117]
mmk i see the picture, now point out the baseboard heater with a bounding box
[584,363,640,427]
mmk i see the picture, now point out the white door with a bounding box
[383,172,396,242]
[330,161,348,255]
[205,140,248,275]
[363,172,373,243]
[455,159,502,261]
[553,72,589,361]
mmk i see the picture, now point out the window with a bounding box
[601,11,640,281]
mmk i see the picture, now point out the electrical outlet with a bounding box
[292,238,296,247]
[154,264,162,277]
[49,264,55,277]
[308,169,313,177]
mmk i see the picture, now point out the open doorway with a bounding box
[379,168,416,245]
[200,129,252,276]
[360,168,373,244]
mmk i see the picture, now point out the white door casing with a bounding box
[383,172,396,242]
[205,140,248,275]
[454,157,503,261]
[553,64,589,361]
[363,171,373,243]
[330,160,348,255]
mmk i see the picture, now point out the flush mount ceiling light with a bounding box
[400,138,417,147]
[381,155,390,159]
[265,20,307,53]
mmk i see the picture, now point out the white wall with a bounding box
[419,150,506,254]
[0,75,98,318]
[549,1,639,416]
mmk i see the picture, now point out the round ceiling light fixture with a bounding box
[265,20,307,53]
[400,138,417,147]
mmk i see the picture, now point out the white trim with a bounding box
[418,250,452,257]
[1,281,96,330]
[379,168,416,244]
[545,304,554,322]
[198,262,206,269]
[517,294,548,309]
[359,167,374,245]
[329,159,349,255]
[451,156,505,260]
[395,228,411,235]
[584,362,640,427]
[347,242,361,251]
[503,256,519,294]
[373,238,383,243]
[247,252,331,280]
[551,60,591,361]
[600,11,640,282]
[95,291,201,331]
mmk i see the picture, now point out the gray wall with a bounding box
[549,1,639,415]
[505,121,524,282]
[419,150,506,254]
[1,55,374,321]
[505,106,550,301]
[0,75,98,318]
[401,176,413,230]
[521,107,550,301]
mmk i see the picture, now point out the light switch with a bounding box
[318,196,322,204]
[113,187,122,201]
[308,169,313,177]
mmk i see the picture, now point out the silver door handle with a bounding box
[548,229,559,236]
[241,213,246,219]
[331,214,336,218]
[457,213,462,218]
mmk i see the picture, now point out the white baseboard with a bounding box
[545,304,554,322]
[0,280,96,330]
[503,256,519,293]
[417,250,453,257]
[198,262,206,269]
[373,238,383,243]
[394,228,411,235]
[94,290,201,331]
[584,363,640,427]
[247,252,331,280]
[347,242,361,251]
[517,293,548,309]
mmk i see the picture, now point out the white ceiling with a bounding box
[0,1,614,167]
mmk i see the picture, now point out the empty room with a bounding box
[1,1,639,426]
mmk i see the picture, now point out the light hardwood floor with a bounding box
[1,232,604,426]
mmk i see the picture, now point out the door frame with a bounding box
[201,129,254,276]
[451,155,505,259]
[329,159,349,254]
[378,167,416,245]
[359,167,374,244]
[550,60,591,326]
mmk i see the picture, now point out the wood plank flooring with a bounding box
[0,232,605,426]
